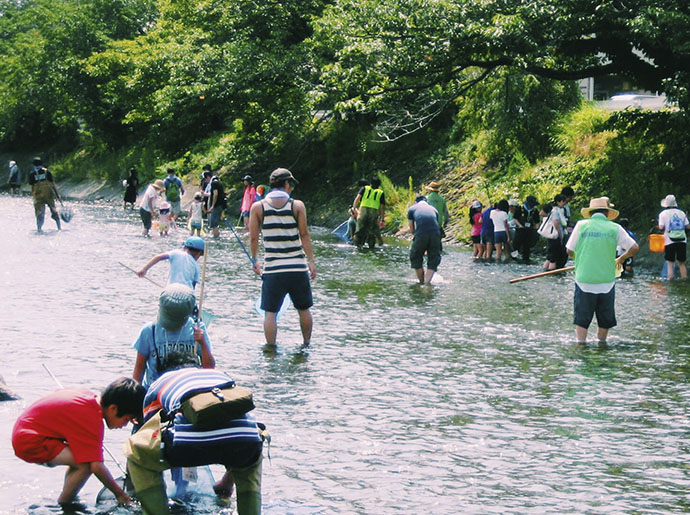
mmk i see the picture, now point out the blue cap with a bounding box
[184,236,205,252]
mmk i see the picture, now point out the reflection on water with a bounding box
[2,195,690,513]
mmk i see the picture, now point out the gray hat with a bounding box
[270,168,298,184]
[158,284,196,331]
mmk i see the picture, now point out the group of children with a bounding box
[467,187,637,274]
[11,235,266,512]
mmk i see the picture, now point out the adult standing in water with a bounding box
[240,175,257,229]
[408,195,442,284]
[565,197,638,347]
[206,172,226,239]
[425,181,450,239]
[657,194,690,280]
[8,160,20,195]
[123,167,139,210]
[353,176,385,249]
[163,167,184,223]
[249,168,316,347]
[28,157,61,233]
[139,179,165,237]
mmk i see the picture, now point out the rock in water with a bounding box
[0,375,19,401]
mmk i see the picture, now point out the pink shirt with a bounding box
[471,212,482,236]
[241,185,257,213]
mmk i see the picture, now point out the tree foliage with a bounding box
[314,0,690,138]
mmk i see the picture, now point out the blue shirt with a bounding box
[407,200,440,236]
[133,318,210,390]
[481,207,495,235]
[168,249,200,289]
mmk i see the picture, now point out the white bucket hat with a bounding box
[661,194,678,208]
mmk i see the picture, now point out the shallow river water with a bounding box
[2,195,690,514]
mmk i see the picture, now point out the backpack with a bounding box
[667,212,686,241]
[166,178,180,202]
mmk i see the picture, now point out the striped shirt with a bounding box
[261,197,308,274]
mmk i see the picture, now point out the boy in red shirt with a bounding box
[12,377,145,506]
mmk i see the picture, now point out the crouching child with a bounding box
[125,364,266,515]
[11,377,146,506]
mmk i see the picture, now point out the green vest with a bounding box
[426,192,447,226]
[360,186,383,210]
[574,215,619,284]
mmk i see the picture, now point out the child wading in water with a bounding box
[158,202,171,236]
[11,378,145,506]
[188,192,204,235]
[469,200,483,259]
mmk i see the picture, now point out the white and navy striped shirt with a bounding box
[261,197,308,274]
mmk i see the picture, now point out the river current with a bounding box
[1,195,690,514]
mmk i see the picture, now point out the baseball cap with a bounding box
[269,168,298,184]
[184,236,205,253]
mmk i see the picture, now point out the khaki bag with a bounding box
[181,386,255,429]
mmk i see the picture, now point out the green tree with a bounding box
[313,0,690,139]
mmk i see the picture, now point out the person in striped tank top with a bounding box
[249,168,317,347]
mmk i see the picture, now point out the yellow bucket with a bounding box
[649,234,665,253]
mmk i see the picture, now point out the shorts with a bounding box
[190,220,202,230]
[664,242,686,263]
[261,271,313,312]
[208,207,223,228]
[481,232,494,245]
[12,428,65,464]
[169,200,181,215]
[493,231,508,244]
[546,238,563,263]
[573,284,617,329]
[471,235,481,244]
[139,208,152,230]
[410,232,442,271]
[241,211,250,217]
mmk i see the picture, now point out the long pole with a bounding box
[42,364,127,476]
[118,261,164,289]
[509,265,575,284]
[223,217,255,265]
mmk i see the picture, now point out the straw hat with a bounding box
[661,194,678,208]
[425,181,440,192]
[152,179,166,191]
[580,196,619,220]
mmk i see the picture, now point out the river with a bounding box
[2,195,690,514]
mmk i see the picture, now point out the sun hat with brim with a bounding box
[152,179,166,191]
[508,199,519,207]
[270,168,298,184]
[581,197,619,220]
[425,181,440,192]
[661,194,678,208]
[184,236,205,253]
[158,284,196,331]
[471,200,482,209]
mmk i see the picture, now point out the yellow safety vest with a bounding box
[360,186,383,210]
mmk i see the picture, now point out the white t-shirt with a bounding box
[566,216,638,293]
[190,201,203,222]
[140,185,159,213]
[658,208,689,245]
[490,209,509,233]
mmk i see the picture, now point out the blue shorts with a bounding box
[493,231,508,244]
[573,284,617,329]
[209,208,223,228]
[261,271,313,312]
[481,232,494,245]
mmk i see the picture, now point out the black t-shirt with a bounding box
[209,178,226,208]
[28,167,54,185]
